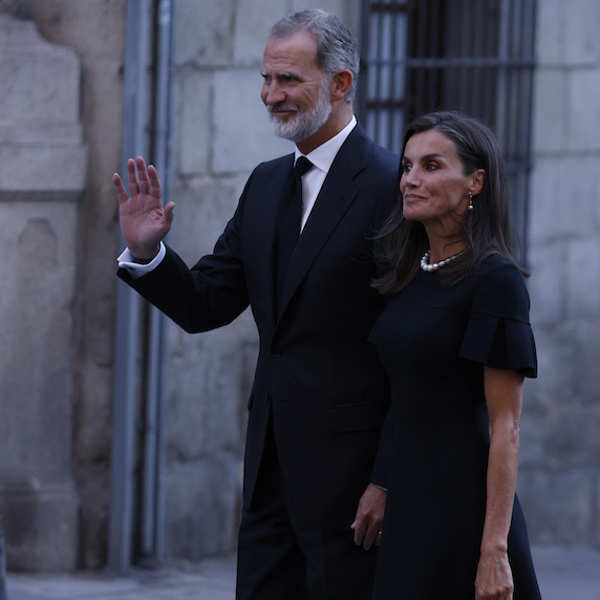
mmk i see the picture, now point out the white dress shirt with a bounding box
[118,115,357,276]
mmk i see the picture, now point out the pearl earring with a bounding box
[467,192,474,211]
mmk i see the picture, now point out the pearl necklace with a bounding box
[420,250,464,272]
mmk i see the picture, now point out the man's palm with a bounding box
[113,156,174,259]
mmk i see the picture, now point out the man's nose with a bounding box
[262,83,285,105]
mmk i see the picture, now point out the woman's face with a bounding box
[400,129,480,228]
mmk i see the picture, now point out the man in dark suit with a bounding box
[114,9,398,599]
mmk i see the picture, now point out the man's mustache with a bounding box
[267,104,299,114]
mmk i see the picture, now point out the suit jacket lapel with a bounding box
[276,126,370,320]
[253,153,295,327]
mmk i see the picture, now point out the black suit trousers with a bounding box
[236,410,377,600]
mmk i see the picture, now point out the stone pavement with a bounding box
[5,547,600,599]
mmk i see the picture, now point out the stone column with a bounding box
[0,14,86,570]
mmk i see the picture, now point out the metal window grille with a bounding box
[359,0,537,262]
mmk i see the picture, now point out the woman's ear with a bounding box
[469,169,485,196]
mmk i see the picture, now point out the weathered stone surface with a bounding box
[564,238,600,320]
[0,202,78,480]
[233,0,284,66]
[567,69,600,152]
[535,0,563,64]
[212,69,293,174]
[529,156,600,244]
[176,71,213,176]
[563,0,600,66]
[528,241,566,325]
[532,69,567,154]
[164,457,242,560]
[527,320,600,412]
[0,145,87,194]
[0,15,79,124]
[0,484,78,571]
[30,0,125,62]
[517,469,595,545]
[174,0,235,66]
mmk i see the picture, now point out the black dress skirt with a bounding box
[370,253,541,599]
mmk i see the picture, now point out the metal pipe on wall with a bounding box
[109,0,152,575]
[140,0,173,566]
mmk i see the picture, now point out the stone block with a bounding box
[0,202,78,482]
[176,71,213,176]
[165,321,256,459]
[0,15,79,124]
[532,69,567,153]
[212,69,293,174]
[164,456,242,559]
[565,238,600,319]
[174,0,235,66]
[517,469,594,546]
[233,0,284,66]
[564,0,600,65]
[535,0,564,64]
[0,145,87,194]
[0,483,78,571]
[30,0,126,62]
[528,241,566,325]
[567,69,600,152]
[529,156,600,244]
[168,180,242,262]
[291,0,359,33]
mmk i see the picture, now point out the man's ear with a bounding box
[330,69,353,101]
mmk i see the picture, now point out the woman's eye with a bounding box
[401,163,411,173]
[426,163,438,171]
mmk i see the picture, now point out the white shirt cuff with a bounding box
[117,242,166,278]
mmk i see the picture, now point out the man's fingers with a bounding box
[136,156,150,194]
[148,164,162,199]
[164,201,176,224]
[127,158,139,196]
[112,173,128,204]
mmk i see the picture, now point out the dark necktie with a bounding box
[275,156,313,315]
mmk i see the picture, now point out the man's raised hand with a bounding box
[113,156,175,260]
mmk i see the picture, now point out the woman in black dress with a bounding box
[370,112,541,599]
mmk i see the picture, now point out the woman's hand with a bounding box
[113,156,175,260]
[475,548,514,599]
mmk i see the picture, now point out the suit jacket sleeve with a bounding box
[117,176,252,333]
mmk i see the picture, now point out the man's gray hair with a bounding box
[270,9,359,104]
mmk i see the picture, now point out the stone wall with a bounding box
[518,0,600,548]
[0,12,85,570]
[163,0,361,560]
[28,0,127,568]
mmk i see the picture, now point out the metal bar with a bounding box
[520,0,537,266]
[357,0,371,123]
[370,1,408,10]
[109,0,152,575]
[139,0,173,566]
[368,57,536,68]
[388,5,402,149]
[374,9,384,142]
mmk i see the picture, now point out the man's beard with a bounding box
[268,76,332,143]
